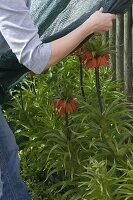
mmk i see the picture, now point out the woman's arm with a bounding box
[46,8,116,68]
[0,0,51,74]
[0,0,116,74]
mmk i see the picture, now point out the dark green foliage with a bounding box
[5,56,133,200]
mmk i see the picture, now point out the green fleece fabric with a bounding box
[0,0,132,103]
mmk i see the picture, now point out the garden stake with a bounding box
[95,68,103,113]
[79,58,86,102]
[65,112,71,141]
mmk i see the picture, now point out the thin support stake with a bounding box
[79,58,86,102]
[95,68,103,114]
[65,112,71,141]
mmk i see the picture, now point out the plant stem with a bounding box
[19,83,33,127]
[65,112,71,141]
[95,68,103,113]
[19,84,24,111]
[79,58,86,102]
[30,75,37,95]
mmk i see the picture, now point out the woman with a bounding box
[0,0,116,199]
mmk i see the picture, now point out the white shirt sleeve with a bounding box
[0,0,52,74]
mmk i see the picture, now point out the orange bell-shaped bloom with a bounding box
[52,98,76,116]
[82,53,109,69]
[82,51,93,65]
[100,55,109,67]
[74,47,109,69]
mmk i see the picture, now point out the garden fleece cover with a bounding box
[0,0,132,103]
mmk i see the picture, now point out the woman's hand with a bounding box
[85,8,116,34]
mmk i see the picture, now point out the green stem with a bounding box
[19,84,24,111]
[19,83,33,127]
[30,76,37,95]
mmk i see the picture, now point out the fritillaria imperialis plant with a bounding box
[4,35,133,200]
[74,35,112,113]
[52,98,76,116]
[52,97,76,140]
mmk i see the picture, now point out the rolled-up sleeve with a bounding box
[0,0,52,74]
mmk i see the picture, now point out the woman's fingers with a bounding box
[99,7,104,13]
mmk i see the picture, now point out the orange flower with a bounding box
[52,98,76,116]
[85,58,97,69]
[97,55,109,68]
[82,51,93,65]
[74,47,109,69]
[82,52,109,69]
